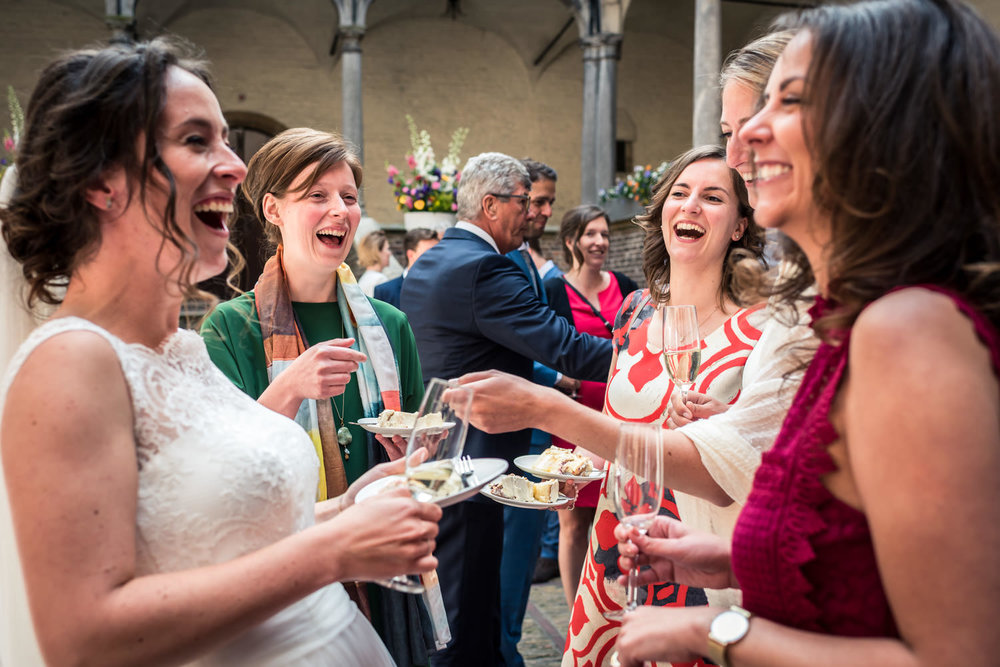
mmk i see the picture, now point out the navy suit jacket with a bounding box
[402,226,613,464]
[373,275,403,310]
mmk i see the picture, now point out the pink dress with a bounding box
[732,287,1000,636]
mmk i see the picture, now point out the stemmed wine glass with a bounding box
[662,304,701,404]
[375,378,472,593]
[603,423,664,621]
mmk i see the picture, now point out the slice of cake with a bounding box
[377,409,416,428]
[376,410,444,429]
[532,478,559,503]
[534,445,595,476]
[490,474,535,502]
[489,475,560,504]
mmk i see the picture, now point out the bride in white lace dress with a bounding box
[0,39,441,666]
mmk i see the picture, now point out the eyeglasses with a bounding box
[488,192,531,212]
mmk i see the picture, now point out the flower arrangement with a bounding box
[386,115,469,213]
[1,86,24,181]
[600,161,669,206]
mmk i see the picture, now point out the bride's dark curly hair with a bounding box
[768,0,1000,342]
[1,37,224,307]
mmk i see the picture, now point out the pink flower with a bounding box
[3,137,13,152]
[387,165,399,178]
[454,172,461,182]
[405,196,414,209]
[407,155,417,168]
[451,202,458,211]
[431,181,441,190]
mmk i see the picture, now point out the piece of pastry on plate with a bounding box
[534,445,595,476]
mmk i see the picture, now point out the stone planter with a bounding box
[602,198,646,223]
[403,211,458,233]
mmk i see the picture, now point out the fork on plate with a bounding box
[455,455,477,487]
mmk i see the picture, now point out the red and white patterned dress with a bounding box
[563,290,766,667]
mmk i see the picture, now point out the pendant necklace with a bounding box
[331,313,352,459]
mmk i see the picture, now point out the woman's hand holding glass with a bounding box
[614,515,736,592]
[604,423,664,621]
[375,378,473,592]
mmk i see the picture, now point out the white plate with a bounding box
[354,457,508,508]
[514,454,606,482]
[479,485,572,510]
[353,417,456,438]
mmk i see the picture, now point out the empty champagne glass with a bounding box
[662,304,701,404]
[603,423,664,621]
[376,378,472,593]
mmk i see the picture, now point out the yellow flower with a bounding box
[398,195,407,205]
[414,199,426,210]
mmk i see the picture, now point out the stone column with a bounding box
[693,0,722,147]
[104,0,136,43]
[339,26,365,165]
[580,33,623,205]
[580,41,599,205]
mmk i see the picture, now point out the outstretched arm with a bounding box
[457,369,731,505]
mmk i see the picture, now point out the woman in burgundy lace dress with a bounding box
[613,0,1000,665]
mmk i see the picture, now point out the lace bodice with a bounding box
[1,317,369,666]
[10,318,322,572]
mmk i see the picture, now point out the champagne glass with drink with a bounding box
[662,304,701,404]
[376,378,472,593]
[603,423,664,621]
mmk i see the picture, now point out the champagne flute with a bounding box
[603,423,664,621]
[376,378,472,593]
[662,304,701,404]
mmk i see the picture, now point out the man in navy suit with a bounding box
[499,158,572,667]
[374,227,439,310]
[402,153,612,667]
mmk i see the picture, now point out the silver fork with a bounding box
[455,455,477,487]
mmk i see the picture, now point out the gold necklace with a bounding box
[332,311,352,460]
[698,305,721,331]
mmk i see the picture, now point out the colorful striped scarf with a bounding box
[254,246,402,501]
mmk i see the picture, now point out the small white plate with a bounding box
[479,485,572,510]
[353,417,456,438]
[354,457,508,508]
[514,454,606,482]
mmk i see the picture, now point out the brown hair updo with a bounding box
[1,37,212,307]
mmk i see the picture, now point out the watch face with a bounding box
[710,610,750,643]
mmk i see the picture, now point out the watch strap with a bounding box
[706,605,752,667]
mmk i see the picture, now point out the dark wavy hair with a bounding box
[637,145,765,306]
[1,37,219,307]
[769,0,1000,341]
[559,204,607,267]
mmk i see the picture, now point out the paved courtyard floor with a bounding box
[521,578,572,667]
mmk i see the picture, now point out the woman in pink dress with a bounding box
[544,205,639,607]
[613,1,1000,665]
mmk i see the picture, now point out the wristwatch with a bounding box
[706,605,752,667]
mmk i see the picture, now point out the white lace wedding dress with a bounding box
[0,317,394,666]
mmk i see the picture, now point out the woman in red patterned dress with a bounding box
[544,205,639,608]
[460,144,783,666]
[613,1,1000,665]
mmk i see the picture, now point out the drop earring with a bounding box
[106,196,113,210]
